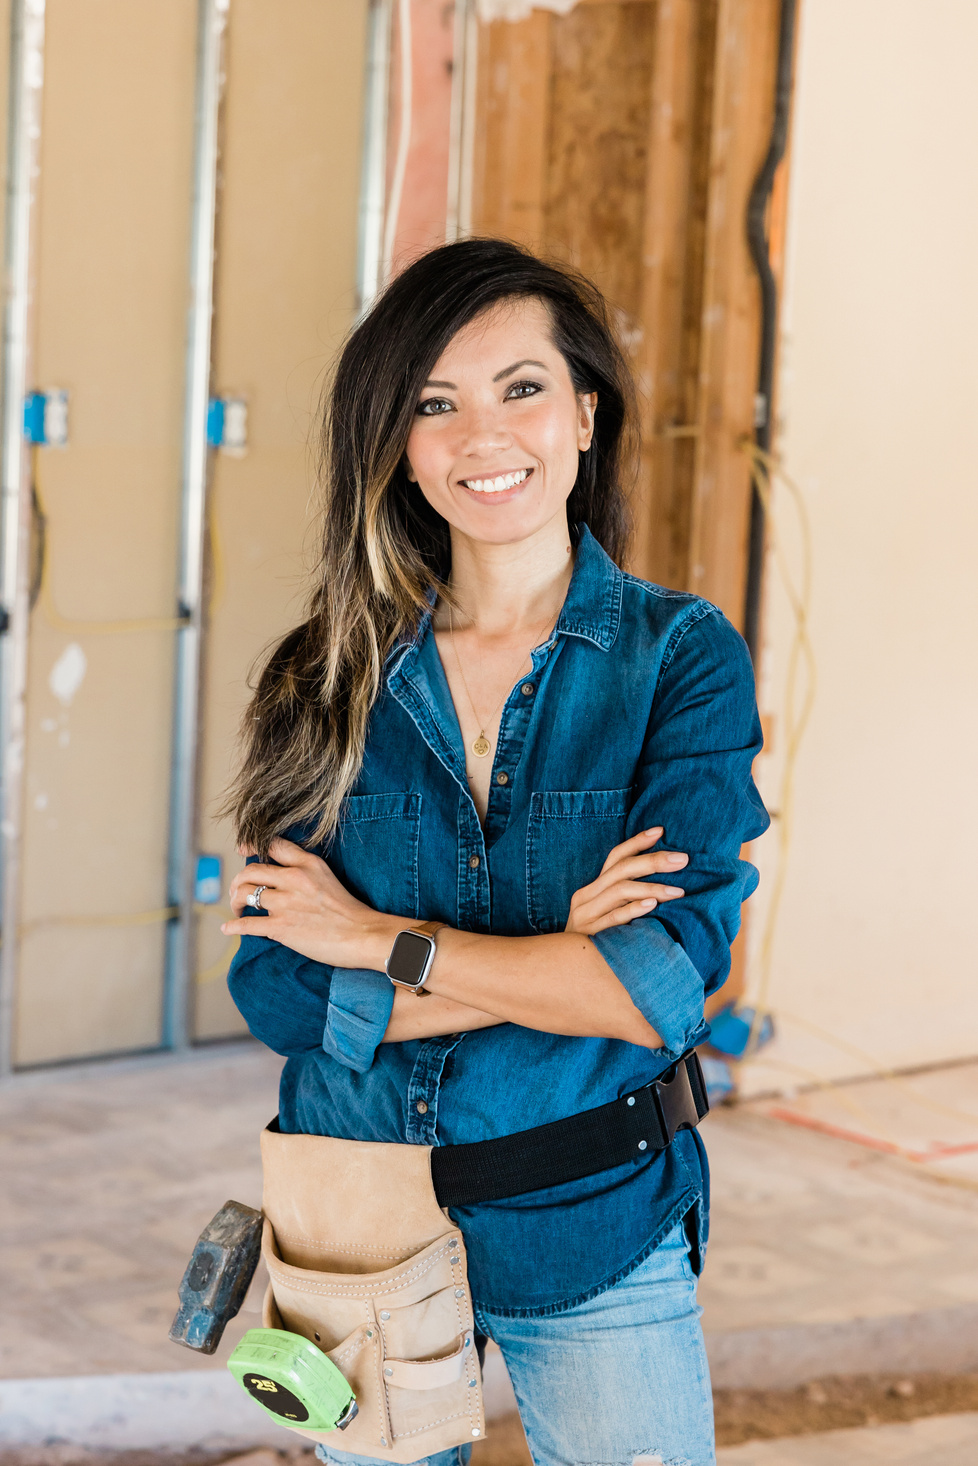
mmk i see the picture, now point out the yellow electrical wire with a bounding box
[31,446,228,633]
[27,447,235,986]
[772,1007,978,1127]
[207,473,227,617]
[737,440,817,1054]
[32,451,187,634]
[740,1053,912,1144]
[19,906,179,934]
[733,440,978,1161]
[17,903,239,991]
[196,934,240,986]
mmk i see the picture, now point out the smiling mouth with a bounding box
[459,468,532,494]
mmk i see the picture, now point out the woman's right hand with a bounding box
[564,827,688,936]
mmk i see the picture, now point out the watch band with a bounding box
[410,922,444,995]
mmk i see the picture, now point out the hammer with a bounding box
[169,1199,263,1354]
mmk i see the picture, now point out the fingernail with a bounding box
[665,853,687,865]
[644,827,662,837]
[640,898,657,908]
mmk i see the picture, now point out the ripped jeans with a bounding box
[315,1218,715,1466]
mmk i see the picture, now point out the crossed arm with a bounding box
[222,828,689,1050]
[224,614,766,1063]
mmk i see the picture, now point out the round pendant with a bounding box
[472,734,491,758]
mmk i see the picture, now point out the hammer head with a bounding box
[169,1199,263,1355]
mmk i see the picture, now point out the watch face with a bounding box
[387,930,433,987]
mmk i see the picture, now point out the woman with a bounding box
[223,238,769,1466]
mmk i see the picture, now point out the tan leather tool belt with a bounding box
[260,1126,486,1462]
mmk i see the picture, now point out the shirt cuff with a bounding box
[590,918,704,1056]
[323,966,395,1073]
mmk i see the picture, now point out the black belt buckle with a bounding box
[652,1054,705,1145]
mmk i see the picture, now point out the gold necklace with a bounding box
[447,601,559,758]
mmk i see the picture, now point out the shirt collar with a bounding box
[552,522,624,652]
[386,521,624,669]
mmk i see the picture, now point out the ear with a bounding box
[403,455,418,483]
[577,392,597,452]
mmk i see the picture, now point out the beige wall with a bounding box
[12,0,369,1060]
[194,0,368,1038]
[16,0,197,1064]
[741,0,978,1092]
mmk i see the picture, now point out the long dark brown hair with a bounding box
[225,238,637,854]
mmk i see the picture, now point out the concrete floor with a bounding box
[0,1043,279,1380]
[3,1041,978,1456]
[700,1088,978,1386]
[703,1103,978,1334]
[716,1410,978,1465]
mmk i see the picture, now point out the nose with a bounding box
[458,397,513,461]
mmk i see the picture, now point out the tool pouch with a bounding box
[260,1126,485,1462]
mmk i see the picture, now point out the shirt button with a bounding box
[496,772,509,785]
[520,682,534,696]
[469,854,480,869]
[416,1100,428,1115]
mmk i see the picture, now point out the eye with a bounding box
[416,396,454,417]
[505,379,543,400]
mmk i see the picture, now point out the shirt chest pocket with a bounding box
[526,787,632,934]
[332,791,422,919]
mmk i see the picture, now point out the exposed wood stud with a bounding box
[471,0,789,632]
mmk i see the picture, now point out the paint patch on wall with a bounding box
[49,643,87,706]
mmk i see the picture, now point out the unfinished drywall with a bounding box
[741,0,978,1089]
[193,0,369,1038]
[14,0,197,1064]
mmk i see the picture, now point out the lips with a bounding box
[459,467,532,494]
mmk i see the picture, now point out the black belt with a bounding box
[266,1051,707,1209]
[430,1050,708,1208]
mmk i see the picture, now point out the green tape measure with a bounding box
[228,1327,357,1432]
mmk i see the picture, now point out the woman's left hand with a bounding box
[222,837,399,970]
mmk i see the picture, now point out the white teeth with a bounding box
[463,468,530,494]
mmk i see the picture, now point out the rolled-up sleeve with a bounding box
[590,605,770,1055]
[227,935,332,1057]
[323,967,395,1074]
[227,938,395,1073]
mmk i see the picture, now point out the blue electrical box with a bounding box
[206,398,225,448]
[24,393,45,443]
[707,1004,774,1059]
[207,396,247,452]
[195,854,223,905]
[24,389,69,447]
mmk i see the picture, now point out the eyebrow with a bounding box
[492,358,550,382]
[421,358,552,391]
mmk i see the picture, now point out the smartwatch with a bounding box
[385,921,445,997]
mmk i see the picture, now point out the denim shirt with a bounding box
[228,525,769,1315]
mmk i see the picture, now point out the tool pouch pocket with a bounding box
[260,1126,485,1463]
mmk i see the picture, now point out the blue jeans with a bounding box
[315,1219,715,1466]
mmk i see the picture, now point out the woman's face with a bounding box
[404,297,596,547]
